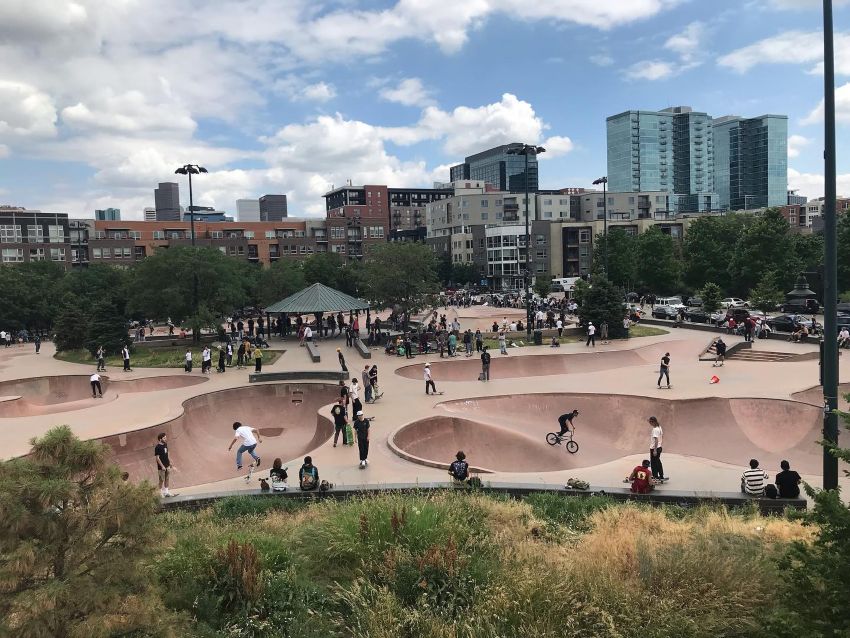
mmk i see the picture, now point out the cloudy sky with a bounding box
[0,0,848,219]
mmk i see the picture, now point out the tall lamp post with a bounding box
[592,177,608,276]
[174,164,208,246]
[822,0,839,490]
[506,143,546,340]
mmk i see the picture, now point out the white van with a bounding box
[658,296,685,309]
[551,277,581,299]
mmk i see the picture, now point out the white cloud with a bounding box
[718,31,850,76]
[802,81,850,124]
[787,134,811,158]
[379,78,435,107]
[61,89,196,136]
[625,60,676,81]
[788,167,850,200]
[664,21,705,63]
[299,82,337,103]
[767,0,850,8]
[589,53,614,67]
[0,81,57,137]
[540,136,575,159]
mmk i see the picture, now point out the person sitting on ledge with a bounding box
[299,456,319,491]
[775,459,801,499]
[448,450,470,483]
[269,458,289,492]
[550,337,561,347]
[629,459,654,494]
[790,324,808,343]
[741,458,769,496]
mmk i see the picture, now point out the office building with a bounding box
[69,219,93,266]
[154,182,181,221]
[258,194,288,221]
[183,206,232,222]
[470,222,552,290]
[0,207,70,265]
[787,190,807,206]
[449,144,539,193]
[143,207,157,221]
[236,199,261,222]
[323,185,389,259]
[95,207,121,221]
[389,187,452,242]
[713,114,788,210]
[607,106,716,213]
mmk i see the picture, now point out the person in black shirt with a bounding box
[657,352,671,388]
[339,379,350,408]
[449,451,470,482]
[480,346,491,381]
[353,410,370,469]
[154,432,175,497]
[557,410,579,436]
[331,397,348,447]
[269,458,288,491]
[775,460,802,498]
[713,338,727,367]
[299,456,319,490]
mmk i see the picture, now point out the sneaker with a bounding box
[255,457,261,467]
[364,459,368,466]
[359,461,365,468]
[236,465,242,471]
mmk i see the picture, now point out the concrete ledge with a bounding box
[354,338,371,359]
[305,341,320,362]
[249,370,346,383]
[160,481,806,515]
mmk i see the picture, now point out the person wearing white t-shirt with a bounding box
[648,416,665,480]
[556,318,563,338]
[349,378,362,415]
[304,325,313,342]
[585,322,596,347]
[201,346,212,373]
[838,327,850,349]
[424,362,437,395]
[227,421,262,470]
[184,349,193,373]
[90,372,103,398]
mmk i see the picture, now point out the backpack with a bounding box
[764,484,778,499]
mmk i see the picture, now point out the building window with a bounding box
[265,230,275,239]
[331,227,345,239]
[295,230,305,238]
[92,248,102,259]
[579,230,591,244]
[544,199,552,205]
[210,231,224,239]
[219,246,227,254]
[536,234,546,244]
[134,246,146,259]
[1,248,23,262]
[481,200,488,208]
[628,197,635,204]
[26,225,44,242]
[50,247,66,261]
[153,231,165,240]
[29,248,45,261]
[129,231,141,240]
[123,247,132,259]
[0,225,22,242]
[481,212,488,220]
[244,231,255,239]
[369,226,384,238]
[48,225,65,243]
[102,247,112,258]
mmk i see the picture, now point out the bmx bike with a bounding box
[546,430,579,454]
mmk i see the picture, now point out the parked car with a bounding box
[779,298,820,314]
[652,304,679,320]
[835,302,850,314]
[686,296,704,308]
[724,308,769,324]
[684,307,712,323]
[767,314,814,333]
[658,296,686,309]
[720,297,749,309]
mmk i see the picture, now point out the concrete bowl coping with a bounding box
[158,481,806,516]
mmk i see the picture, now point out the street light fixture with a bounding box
[592,177,608,276]
[506,143,545,340]
[174,164,208,247]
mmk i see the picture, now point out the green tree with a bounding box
[126,247,247,342]
[302,252,343,288]
[635,226,682,294]
[361,243,439,317]
[576,275,627,339]
[838,212,850,293]
[0,426,180,637]
[0,261,66,333]
[748,271,785,313]
[257,260,306,307]
[593,228,637,289]
[450,262,480,287]
[54,264,131,315]
[572,277,590,306]
[52,301,90,352]
[85,301,130,357]
[338,259,365,297]
[699,282,723,314]
[728,209,801,296]
[682,214,751,293]
[533,276,551,299]
[436,254,453,286]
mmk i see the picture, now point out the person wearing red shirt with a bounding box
[629,459,654,494]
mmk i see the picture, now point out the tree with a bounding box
[85,301,130,357]
[576,275,627,338]
[699,282,723,314]
[838,212,850,293]
[635,226,682,294]
[728,209,801,296]
[0,426,180,637]
[302,252,343,288]
[450,262,480,287]
[533,276,551,299]
[360,243,439,316]
[682,214,751,293]
[54,264,131,316]
[257,260,306,307]
[748,271,784,313]
[0,261,65,333]
[593,228,637,290]
[572,277,590,306]
[126,247,247,341]
[52,301,90,352]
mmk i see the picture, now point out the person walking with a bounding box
[600,321,609,345]
[556,318,563,338]
[331,397,348,447]
[475,329,483,353]
[184,348,193,373]
[227,421,262,470]
[648,416,665,480]
[424,362,437,395]
[350,378,362,416]
[362,365,372,403]
[226,342,233,367]
[237,341,246,369]
[90,372,103,398]
[353,410,370,468]
[585,322,596,347]
[339,378,350,409]
[253,345,263,372]
[121,345,131,371]
[338,348,348,373]
[217,346,226,373]
[657,352,671,388]
[202,346,211,374]
[34,334,41,354]
[463,329,472,356]
[480,346,491,381]
[498,330,507,355]
[96,345,106,371]
[155,432,175,497]
[713,338,727,367]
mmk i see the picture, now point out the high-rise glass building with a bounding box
[606,106,715,212]
[154,182,180,221]
[258,194,288,221]
[94,208,120,221]
[449,144,539,192]
[713,114,788,210]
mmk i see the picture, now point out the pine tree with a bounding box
[52,300,90,352]
[577,275,627,338]
[85,301,130,358]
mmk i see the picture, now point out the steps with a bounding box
[726,350,794,362]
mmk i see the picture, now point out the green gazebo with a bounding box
[266,283,370,315]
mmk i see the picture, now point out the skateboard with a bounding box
[657,385,672,390]
[623,477,669,484]
[244,461,259,483]
[368,392,383,403]
[427,391,445,395]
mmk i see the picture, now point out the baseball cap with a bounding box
[425,362,431,367]
[356,410,364,416]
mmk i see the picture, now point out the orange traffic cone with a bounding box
[710,375,720,384]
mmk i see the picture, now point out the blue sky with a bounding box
[0,0,848,218]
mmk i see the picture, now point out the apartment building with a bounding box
[0,207,71,265]
[470,221,552,290]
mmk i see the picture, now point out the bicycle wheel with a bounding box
[566,440,579,454]
[545,433,559,446]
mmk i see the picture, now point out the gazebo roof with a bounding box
[265,283,370,314]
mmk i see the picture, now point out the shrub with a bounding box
[213,495,307,520]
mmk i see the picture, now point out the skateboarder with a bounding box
[648,416,665,480]
[331,397,348,447]
[353,410,370,468]
[155,432,176,497]
[424,362,438,395]
[713,338,726,367]
[657,352,671,388]
[586,322,596,347]
[90,372,103,398]
[227,421,262,470]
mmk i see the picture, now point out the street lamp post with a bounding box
[506,144,546,340]
[174,164,208,246]
[822,0,839,490]
[592,177,608,276]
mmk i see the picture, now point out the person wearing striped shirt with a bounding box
[741,459,770,496]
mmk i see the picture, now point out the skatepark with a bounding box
[1,314,848,498]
